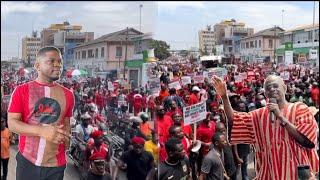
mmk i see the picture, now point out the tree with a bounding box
[212,47,217,55]
[149,40,171,60]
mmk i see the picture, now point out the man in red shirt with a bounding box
[8,46,74,180]
[156,105,173,162]
[171,112,193,139]
[85,130,111,180]
[311,82,319,108]
[189,86,200,105]
[196,112,216,175]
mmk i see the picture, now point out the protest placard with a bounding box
[239,72,247,79]
[118,100,127,108]
[168,81,182,90]
[108,81,114,91]
[280,71,290,81]
[183,101,207,125]
[234,75,243,83]
[148,78,161,94]
[207,68,228,79]
[181,76,191,86]
[192,75,205,84]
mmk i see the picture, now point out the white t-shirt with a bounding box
[75,124,94,142]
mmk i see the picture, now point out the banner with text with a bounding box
[148,78,161,95]
[169,80,182,90]
[183,101,207,125]
[192,75,205,84]
[181,76,192,86]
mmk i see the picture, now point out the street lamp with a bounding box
[282,9,285,28]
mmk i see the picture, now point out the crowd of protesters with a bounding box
[1,54,319,180]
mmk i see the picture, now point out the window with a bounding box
[246,42,249,48]
[82,50,86,59]
[101,47,105,58]
[95,48,99,58]
[250,41,254,48]
[116,46,122,57]
[255,40,257,48]
[268,39,273,48]
[88,49,94,58]
[259,40,261,48]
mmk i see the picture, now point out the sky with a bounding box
[1,1,319,59]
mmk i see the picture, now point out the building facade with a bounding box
[22,31,41,65]
[73,28,142,78]
[276,24,319,65]
[199,25,215,55]
[214,19,254,57]
[40,21,94,67]
[238,26,284,63]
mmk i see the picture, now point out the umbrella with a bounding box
[66,69,88,77]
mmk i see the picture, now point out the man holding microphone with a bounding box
[212,74,318,180]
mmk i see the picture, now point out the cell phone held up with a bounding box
[297,165,311,180]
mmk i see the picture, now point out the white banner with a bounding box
[285,51,293,65]
[309,49,317,60]
[234,75,243,83]
[148,78,161,95]
[118,100,127,108]
[108,81,114,91]
[181,76,192,86]
[280,71,290,81]
[168,81,182,90]
[208,68,228,79]
[193,75,205,84]
[183,101,207,125]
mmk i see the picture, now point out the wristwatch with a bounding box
[280,119,288,127]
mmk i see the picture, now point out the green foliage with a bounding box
[149,40,171,60]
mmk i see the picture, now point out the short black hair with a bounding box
[36,46,61,61]
[165,137,182,153]
[169,88,176,95]
[211,132,224,144]
[169,125,181,136]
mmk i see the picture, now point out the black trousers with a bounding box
[1,157,9,180]
[16,152,66,180]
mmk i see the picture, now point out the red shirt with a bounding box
[196,121,216,155]
[189,93,199,105]
[165,108,183,118]
[8,81,74,167]
[311,87,319,106]
[94,93,104,107]
[181,122,193,139]
[156,115,173,145]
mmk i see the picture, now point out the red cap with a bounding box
[131,136,145,145]
[90,130,103,139]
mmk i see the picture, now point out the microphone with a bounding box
[269,98,277,123]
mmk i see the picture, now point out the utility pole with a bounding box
[273,25,277,64]
[281,9,284,28]
[312,1,315,49]
[123,27,129,79]
[139,4,143,32]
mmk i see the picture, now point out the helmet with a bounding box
[87,103,98,113]
[139,112,149,121]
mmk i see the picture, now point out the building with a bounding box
[40,21,94,67]
[238,26,284,63]
[276,24,319,65]
[214,19,254,57]
[73,28,143,79]
[199,25,215,55]
[22,30,41,65]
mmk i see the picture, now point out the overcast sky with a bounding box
[1,1,319,59]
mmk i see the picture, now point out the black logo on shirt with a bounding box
[34,97,61,124]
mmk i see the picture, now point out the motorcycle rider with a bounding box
[85,130,112,180]
[71,112,94,165]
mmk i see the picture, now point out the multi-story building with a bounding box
[73,28,143,78]
[238,26,284,63]
[276,24,319,64]
[214,19,254,57]
[22,31,41,65]
[199,25,215,55]
[40,21,94,67]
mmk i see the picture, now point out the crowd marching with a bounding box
[1,49,319,180]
